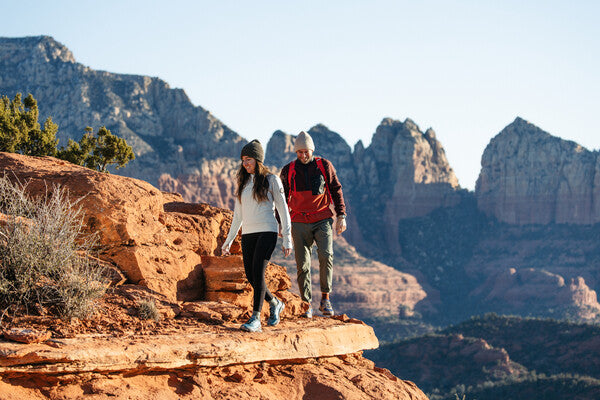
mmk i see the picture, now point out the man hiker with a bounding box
[280,131,347,318]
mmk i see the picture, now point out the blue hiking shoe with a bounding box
[241,315,262,332]
[301,306,313,318]
[319,299,335,316]
[267,298,285,326]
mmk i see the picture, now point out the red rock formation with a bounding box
[0,353,426,399]
[0,152,232,302]
[158,157,240,210]
[201,255,306,317]
[476,117,600,225]
[0,286,427,400]
[471,267,600,321]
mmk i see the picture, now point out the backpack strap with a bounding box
[287,157,332,204]
[287,160,297,202]
[315,157,332,204]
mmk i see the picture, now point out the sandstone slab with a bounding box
[0,318,378,374]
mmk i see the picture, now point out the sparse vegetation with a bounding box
[0,175,108,319]
[136,299,160,321]
[58,126,135,172]
[0,92,134,172]
[0,93,58,157]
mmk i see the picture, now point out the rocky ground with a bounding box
[0,284,426,400]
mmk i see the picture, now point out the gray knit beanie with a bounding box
[294,131,315,152]
[240,140,264,163]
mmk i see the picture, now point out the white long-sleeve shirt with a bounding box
[222,174,293,251]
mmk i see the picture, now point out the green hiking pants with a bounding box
[291,218,333,303]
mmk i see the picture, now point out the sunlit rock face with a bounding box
[0,35,246,187]
[476,117,600,225]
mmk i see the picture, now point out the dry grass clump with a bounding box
[0,175,108,319]
[136,299,160,321]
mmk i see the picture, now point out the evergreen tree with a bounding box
[1,92,134,172]
[0,93,58,156]
[58,126,135,172]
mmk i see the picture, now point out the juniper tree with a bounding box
[58,126,135,172]
[0,93,58,156]
[0,92,134,172]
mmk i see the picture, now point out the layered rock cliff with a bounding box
[0,36,246,187]
[476,117,600,224]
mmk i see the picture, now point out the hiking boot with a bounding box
[301,306,313,318]
[319,299,334,316]
[241,315,262,332]
[267,298,285,326]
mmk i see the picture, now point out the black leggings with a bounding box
[241,231,278,312]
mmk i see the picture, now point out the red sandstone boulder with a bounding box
[0,152,235,302]
[201,255,306,317]
[2,328,51,344]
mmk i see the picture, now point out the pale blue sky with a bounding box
[2,1,599,189]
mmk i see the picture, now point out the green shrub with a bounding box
[1,92,134,172]
[0,175,108,318]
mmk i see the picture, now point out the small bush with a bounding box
[0,175,108,318]
[137,299,160,321]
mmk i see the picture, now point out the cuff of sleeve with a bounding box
[283,236,293,249]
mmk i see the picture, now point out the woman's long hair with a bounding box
[236,160,271,202]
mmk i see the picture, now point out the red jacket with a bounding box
[280,157,346,223]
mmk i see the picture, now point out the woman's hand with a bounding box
[283,247,292,258]
[222,245,231,256]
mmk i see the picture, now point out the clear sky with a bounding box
[2,1,599,189]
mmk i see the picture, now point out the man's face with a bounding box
[296,149,313,164]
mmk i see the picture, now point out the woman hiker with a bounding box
[221,140,293,332]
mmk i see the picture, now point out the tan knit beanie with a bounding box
[294,131,315,152]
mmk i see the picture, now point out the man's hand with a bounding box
[283,247,292,258]
[336,217,347,235]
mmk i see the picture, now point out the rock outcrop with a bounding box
[0,284,426,399]
[0,36,246,187]
[353,118,460,256]
[471,267,600,320]
[476,117,600,225]
[158,157,240,210]
[369,333,527,394]
[0,152,232,302]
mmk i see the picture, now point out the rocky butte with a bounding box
[477,116,600,225]
[0,152,428,399]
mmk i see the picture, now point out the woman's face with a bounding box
[242,156,256,174]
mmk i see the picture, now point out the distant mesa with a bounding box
[476,117,600,225]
